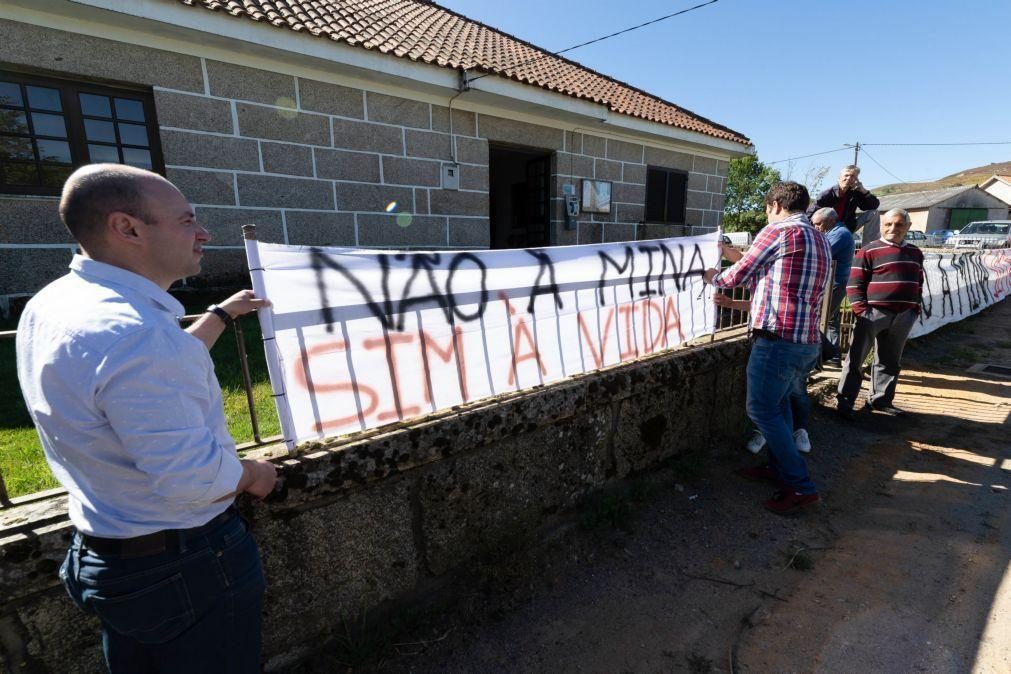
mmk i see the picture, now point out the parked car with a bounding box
[905,230,927,244]
[949,221,1011,249]
[930,229,960,247]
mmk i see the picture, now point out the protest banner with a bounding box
[244,230,721,449]
[911,248,1011,338]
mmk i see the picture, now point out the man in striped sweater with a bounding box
[837,208,924,418]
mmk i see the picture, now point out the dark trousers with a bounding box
[837,307,917,408]
[60,510,265,673]
[821,283,848,358]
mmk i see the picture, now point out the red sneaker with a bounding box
[764,490,820,515]
[734,465,781,485]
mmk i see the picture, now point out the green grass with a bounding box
[0,427,60,496]
[1,292,279,500]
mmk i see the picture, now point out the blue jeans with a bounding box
[746,337,819,494]
[789,377,809,431]
[60,510,265,673]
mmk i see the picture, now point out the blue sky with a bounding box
[440,0,1011,190]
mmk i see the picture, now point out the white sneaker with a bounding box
[746,431,766,454]
[794,428,812,454]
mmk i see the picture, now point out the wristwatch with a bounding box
[206,304,233,325]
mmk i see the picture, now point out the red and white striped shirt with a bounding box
[847,238,924,315]
[712,214,832,344]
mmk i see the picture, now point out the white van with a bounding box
[723,231,753,248]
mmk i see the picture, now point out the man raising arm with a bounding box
[807,165,880,233]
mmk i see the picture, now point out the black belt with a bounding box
[751,328,781,341]
[79,506,238,557]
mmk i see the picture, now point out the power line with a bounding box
[767,139,1011,171]
[862,141,1011,147]
[767,147,849,165]
[466,0,720,84]
[859,147,907,184]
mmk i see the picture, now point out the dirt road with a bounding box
[314,300,1011,673]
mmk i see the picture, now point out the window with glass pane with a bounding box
[80,91,154,169]
[0,80,70,189]
[0,71,162,195]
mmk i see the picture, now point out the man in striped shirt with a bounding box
[837,208,924,418]
[704,182,831,515]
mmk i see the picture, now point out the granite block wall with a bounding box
[550,131,728,246]
[0,19,730,305]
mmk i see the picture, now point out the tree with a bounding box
[802,165,830,197]
[724,155,781,235]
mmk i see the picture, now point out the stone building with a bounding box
[876,185,1010,234]
[0,0,752,307]
[980,175,1011,218]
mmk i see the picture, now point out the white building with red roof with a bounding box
[0,0,752,304]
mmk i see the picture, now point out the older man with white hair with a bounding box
[837,207,924,419]
[808,165,880,233]
[812,207,854,362]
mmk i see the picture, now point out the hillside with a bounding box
[873,160,1011,196]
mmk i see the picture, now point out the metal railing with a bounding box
[836,303,857,355]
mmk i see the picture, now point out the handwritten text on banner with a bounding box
[253,234,720,443]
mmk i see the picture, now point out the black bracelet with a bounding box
[206,304,233,325]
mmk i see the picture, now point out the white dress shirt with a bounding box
[16,256,243,538]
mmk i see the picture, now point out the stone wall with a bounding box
[0,336,749,673]
[0,19,731,301]
[551,132,728,245]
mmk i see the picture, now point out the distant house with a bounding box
[875,186,1009,233]
[980,175,1011,217]
[0,0,752,307]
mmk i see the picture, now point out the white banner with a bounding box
[912,249,1011,339]
[248,234,721,447]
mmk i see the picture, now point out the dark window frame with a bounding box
[644,165,688,225]
[0,69,164,197]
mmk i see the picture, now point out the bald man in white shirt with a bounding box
[16,164,276,672]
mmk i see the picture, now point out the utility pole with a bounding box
[843,142,861,166]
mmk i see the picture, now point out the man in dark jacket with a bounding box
[807,165,880,232]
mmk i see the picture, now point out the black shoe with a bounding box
[866,402,905,416]
[837,403,855,421]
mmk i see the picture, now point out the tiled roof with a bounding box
[876,186,977,211]
[174,0,751,146]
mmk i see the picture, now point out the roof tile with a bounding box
[173,0,750,145]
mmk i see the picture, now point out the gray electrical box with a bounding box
[441,163,460,190]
